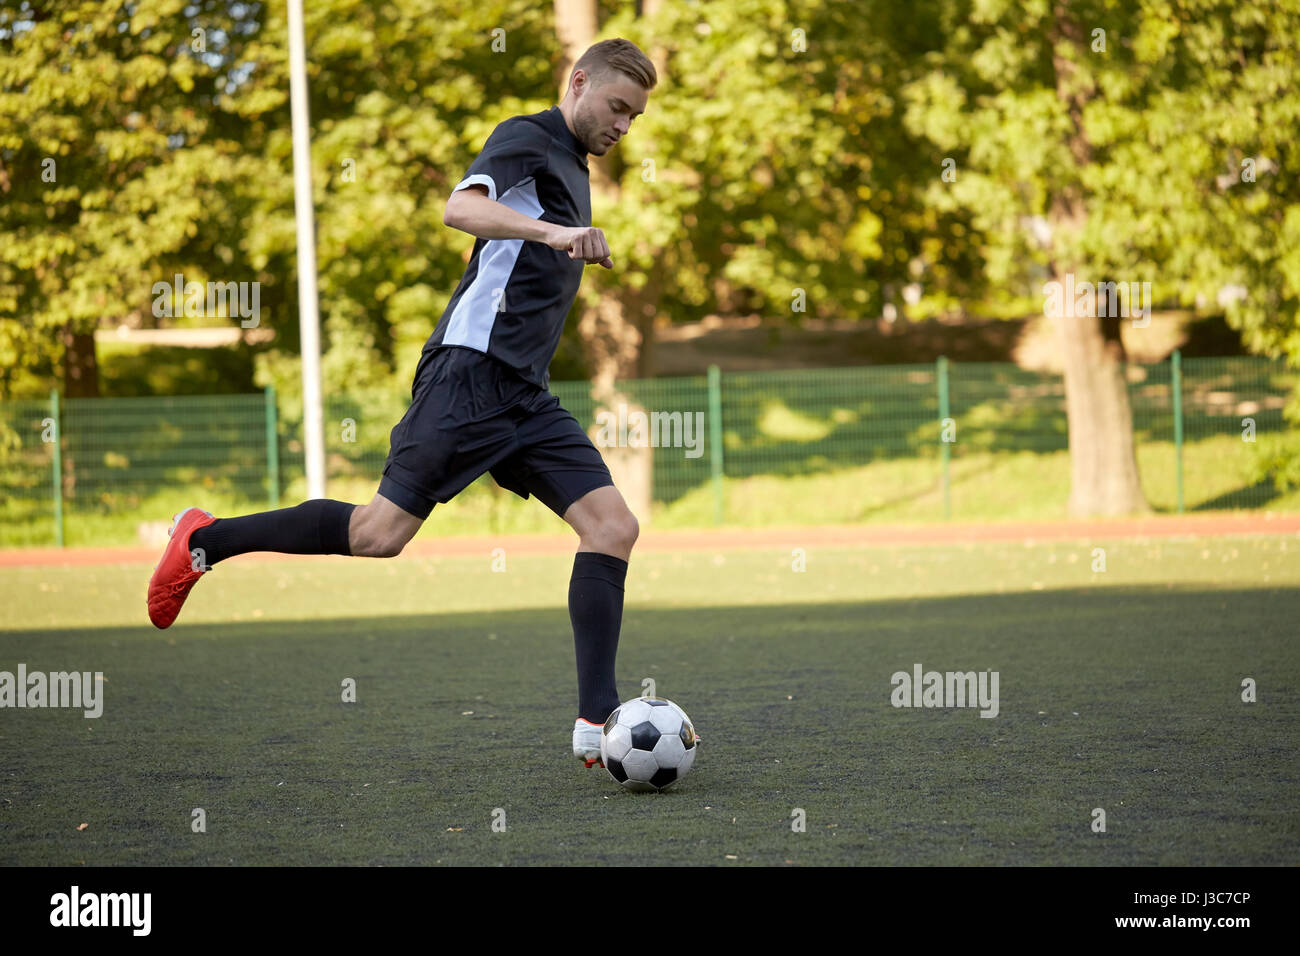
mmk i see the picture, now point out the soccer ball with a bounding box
[601,696,698,792]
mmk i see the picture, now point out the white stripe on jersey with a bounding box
[443,177,545,353]
[452,173,498,201]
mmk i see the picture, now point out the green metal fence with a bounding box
[1,353,1293,546]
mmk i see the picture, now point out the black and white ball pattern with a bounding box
[601,697,698,792]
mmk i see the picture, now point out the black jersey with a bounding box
[425,106,592,388]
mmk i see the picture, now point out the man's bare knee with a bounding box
[353,526,409,559]
[582,508,639,556]
[372,537,407,558]
[618,510,640,551]
[358,529,406,558]
[349,498,420,558]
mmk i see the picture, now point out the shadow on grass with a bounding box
[1192,480,1283,511]
[8,582,1296,656]
[853,456,1006,520]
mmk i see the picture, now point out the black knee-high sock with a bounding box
[569,551,628,723]
[189,499,356,567]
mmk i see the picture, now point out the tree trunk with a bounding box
[61,321,99,398]
[1049,0,1148,517]
[577,287,653,517]
[552,0,598,95]
[59,321,99,503]
[1054,299,1149,515]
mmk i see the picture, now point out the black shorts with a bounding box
[378,346,614,520]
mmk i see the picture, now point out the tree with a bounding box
[0,0,275,399]
[902,0,1146,515]
[902,0,1300,515]
[1127,0,1300,490]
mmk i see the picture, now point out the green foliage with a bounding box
[586,0,921,323]
[97,341,257,395]
[900,0,1300,477]
[0,0,274,393]
[4,0,1297,487]
[2,0,900,404]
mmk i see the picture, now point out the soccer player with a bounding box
[147,38,657,769]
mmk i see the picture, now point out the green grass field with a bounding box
[1,534,1297,865]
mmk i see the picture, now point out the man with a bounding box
[147,38,657,770]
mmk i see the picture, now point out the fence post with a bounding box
[937,356,950,520]
[707,364,724,525]
[265,385,281,510]
[1172,349,1184,514]
[49,388,64,547]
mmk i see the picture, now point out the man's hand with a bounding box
[547,225,613,268]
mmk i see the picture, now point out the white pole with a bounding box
[287,0,326,500]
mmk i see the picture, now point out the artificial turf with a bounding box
[1,535,1296,865]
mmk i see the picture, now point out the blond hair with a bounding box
[572,38,658,91]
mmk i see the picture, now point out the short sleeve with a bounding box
[452,119,547,202]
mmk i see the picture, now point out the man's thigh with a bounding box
[489,393,614,519]
[379,347,530,519]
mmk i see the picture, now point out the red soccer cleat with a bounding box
[147,507,218,629]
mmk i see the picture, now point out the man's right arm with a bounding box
[443,185,613,267]
[443,185,557,244]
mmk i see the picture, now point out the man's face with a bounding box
[572,71,649,156]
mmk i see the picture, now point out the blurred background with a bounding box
[2,0,1298,548]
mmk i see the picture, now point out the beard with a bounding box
[573,104,610,156]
